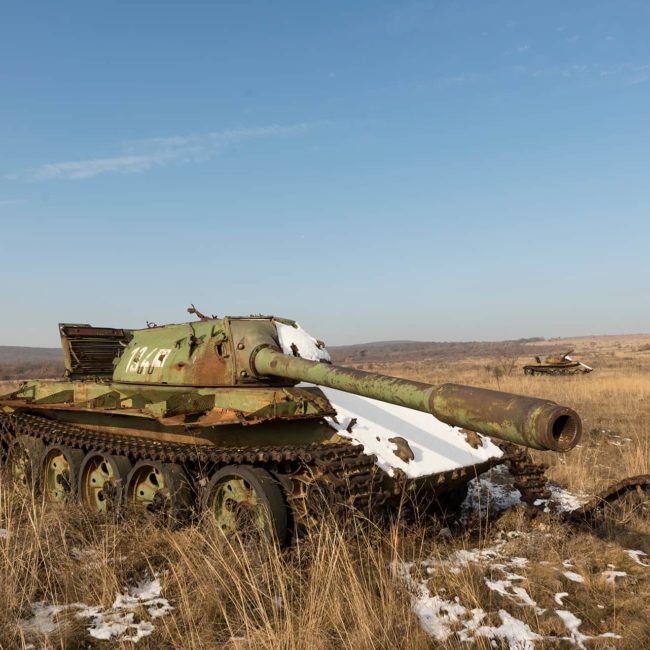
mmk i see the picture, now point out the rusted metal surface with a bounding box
[499,442,551,505]
[565,475,650,522]
[0,411,387,527]
[1,381,336,429]
[523,350,593,376]
[252,347,582,452]
[60,324,129,378]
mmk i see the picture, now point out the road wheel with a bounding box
[7,436,45,492]
[203,465,287,544]
[42,445,84,503]
[78,452,131,513]
[125,461,191,526]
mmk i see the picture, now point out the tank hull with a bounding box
[0,314,583,542]
[523,363,593,376]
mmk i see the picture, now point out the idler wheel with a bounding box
[78,452,131,513]
[203,465,287,544]
[41,445,84,503]
[7,436,45,492]
[125,461,191,526]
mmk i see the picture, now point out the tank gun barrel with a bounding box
[252,347,581,452]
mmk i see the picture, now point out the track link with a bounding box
[499,441,650,519]
[565,475,650,522]
[0,411,387,526]
[499,442,551,505]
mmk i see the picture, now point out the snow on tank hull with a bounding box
[320,387,504,501]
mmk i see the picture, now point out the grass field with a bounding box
[0,333,649,648]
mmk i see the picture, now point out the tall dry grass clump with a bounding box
[161,514,431,649]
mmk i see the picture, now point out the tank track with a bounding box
[565,474,650,522]
[523,366,586,376]
[0,411,387,528]
[499,442,551,505]
[498,440,650,520]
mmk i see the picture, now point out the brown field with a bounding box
[1,333,649,648]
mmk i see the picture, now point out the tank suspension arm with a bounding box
[251,347,581,452]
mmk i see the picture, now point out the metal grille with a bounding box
[60,325,128,377]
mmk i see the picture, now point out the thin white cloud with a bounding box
[432,73,480,89]
[600,62,650,85]
[514,60,650,85]
[504,44,531,56]
[627,67,650,85]
[11,122,319,181]
[140,122,315,148]
[31,153,178,180]
[532,63,588,78]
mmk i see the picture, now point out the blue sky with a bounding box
[1,1,649,346]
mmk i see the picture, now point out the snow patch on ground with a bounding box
[534,483,589,513]
[321,388,503,478]
[274,321,330,362]
[464,464,588,518]
[399,560,566,648]
[554,592,569,606]
[397,531,623,647]
[556,610,591,648]
[477,610,542,649]
[549,484,589,512]
[562,571,586,584]
[625,549,650,566]
[463,464,522,515]
[601,570,627,585]
[20,576,172,644]
[555,610,620,648]
[397,561,543,646]
[21,604,65,636]
[484,578,544,614]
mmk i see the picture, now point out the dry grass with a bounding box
[0,489,432,649]
[1,333,649,648]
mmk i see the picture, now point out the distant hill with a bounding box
[0,346,62,363]
[0,346,64,380]
[0,336,554,380]
[329,338,546,365]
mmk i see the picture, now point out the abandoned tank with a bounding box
[0,313,582,543]
[523,350,593,376]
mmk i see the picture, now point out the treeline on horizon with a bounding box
[0,360,65,381]
[330,337,547,364]
[0,337,550,381]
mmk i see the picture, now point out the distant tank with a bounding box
[523,350,593,376]
[0,312,581,543]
